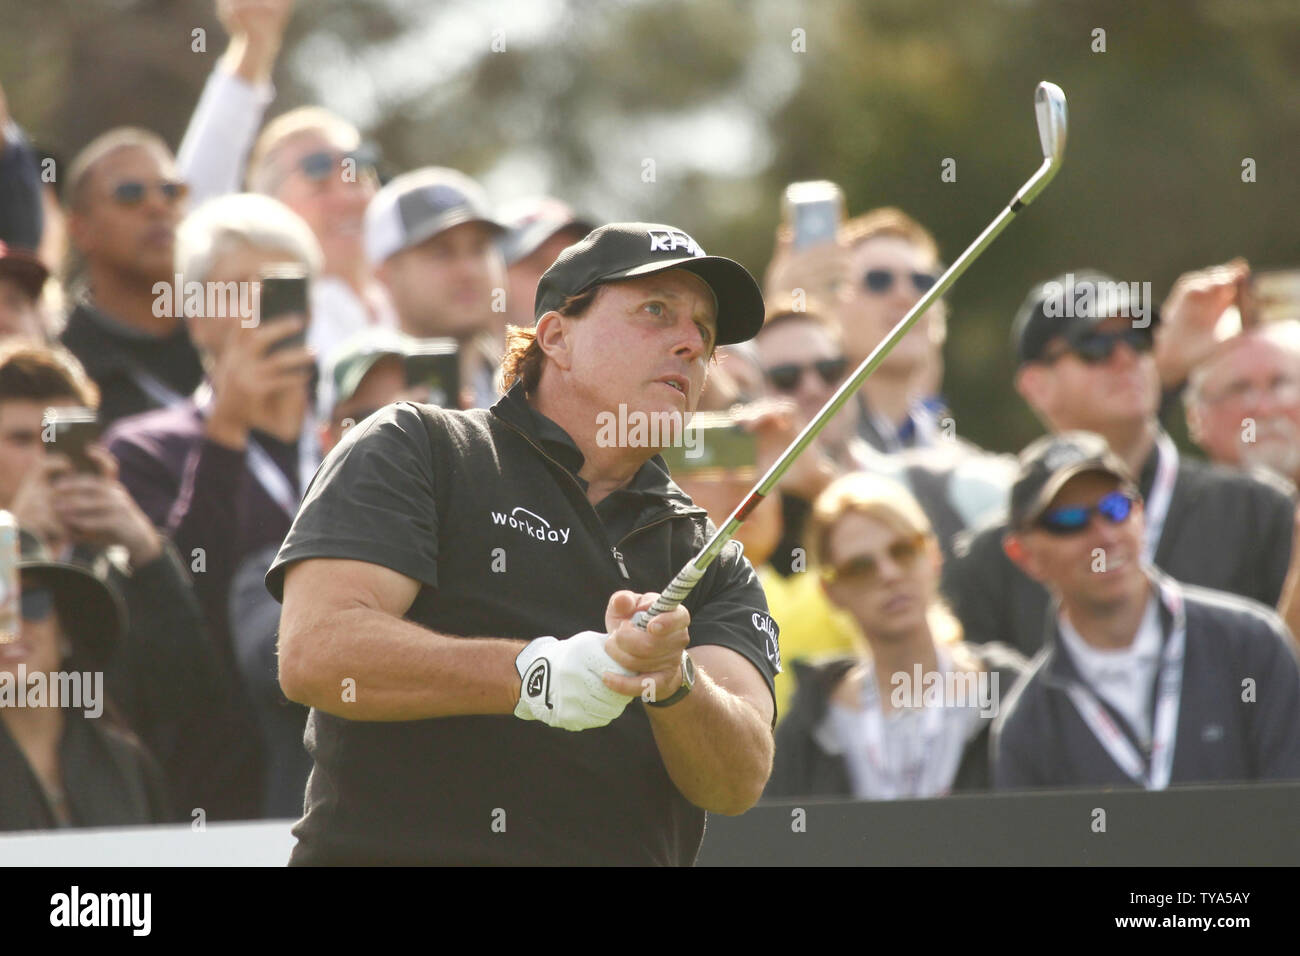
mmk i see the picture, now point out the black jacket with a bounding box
[59,302,203,429]
[764,642,1028,801]
[0,709,170,832]
[91,541,264,821]
[943,440,1295,658]
[992,572,1300,790]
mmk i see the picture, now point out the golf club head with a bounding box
[1034,81,1068,163]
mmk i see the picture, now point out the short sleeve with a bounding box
[686,538,781,722]
[265,402,440,602]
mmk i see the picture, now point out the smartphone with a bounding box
[404,339,460,409]
[783,180,845,250]
[42,406,101,474]
[658,412,758,479]
[258,266,310,353]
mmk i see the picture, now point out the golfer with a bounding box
[267,222,781,865]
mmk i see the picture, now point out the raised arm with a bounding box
[177,0,293,204]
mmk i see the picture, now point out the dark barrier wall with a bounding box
[698,784,1300,866]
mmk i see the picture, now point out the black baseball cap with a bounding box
[0,242,48,300]
[533,222,765,346]
[1009,431,1137,530]
[1013,270,1157,365]
[12,530,125,670]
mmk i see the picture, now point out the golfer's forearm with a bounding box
[647,673,773,815]
[279,607,525,720]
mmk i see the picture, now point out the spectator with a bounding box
[498,196,595,331]
[230,327,429,817]
[944,271,1296,657]
[754,303,861,577]
[0,341,259,819]
[178,0,295,207]
[1184,321,1300,484]
[766,473,1026,800]
[365,167,506,408]
[106,193,320,667]
[0,242,49,342]
[60,128,202,427]
[0,80,44,254]
[0,535,171,831]
[765,207,952,450]
[993,431,1300,789]
[247,106,396,362]
[836,209,951,451]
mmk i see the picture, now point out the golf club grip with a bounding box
[633,562,707,629]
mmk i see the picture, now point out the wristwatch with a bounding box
[646,651,695,709]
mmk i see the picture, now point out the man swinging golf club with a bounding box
[268,222,782,866]
[268,81,1067,865]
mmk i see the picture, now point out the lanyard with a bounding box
[853,645,968,799]
[193,383,319,519]
[1062,579,1186,790]
[1142,431,1179,564]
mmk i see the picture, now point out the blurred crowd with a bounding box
[1,1,1298,833]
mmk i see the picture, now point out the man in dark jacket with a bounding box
[992,432,1300,790]
[60,128,202,428]
[268,223,782,865]
[944,272,1295,658]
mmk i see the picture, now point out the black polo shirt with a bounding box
[266,383,780,865]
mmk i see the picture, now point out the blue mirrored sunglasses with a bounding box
[1037,489,1136,535]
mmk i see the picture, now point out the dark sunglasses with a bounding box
[1042,327,1153,365]
[110,180,188,206]
[822,533,926,585]
[21,586,54,622]
[1037,490,1136,535]
[295,146,379,184]
[862,269,938,295]
[765,357,848,393]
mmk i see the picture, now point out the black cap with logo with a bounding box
[1012,270,1158,365]
[533,222,765,346]
[1009,431,1137,530]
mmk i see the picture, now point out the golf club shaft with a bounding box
[632,159,1059,630]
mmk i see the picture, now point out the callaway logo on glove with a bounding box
[514,631,636,731]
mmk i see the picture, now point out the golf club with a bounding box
[633,80,1069,631]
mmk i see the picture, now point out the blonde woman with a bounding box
[765,473,1027,800]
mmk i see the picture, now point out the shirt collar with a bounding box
[489,381,699,508]
[1046,569,1181,685]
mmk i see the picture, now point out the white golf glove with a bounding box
[514,631,636,731]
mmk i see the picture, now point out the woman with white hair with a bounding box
[766,472,1027,801]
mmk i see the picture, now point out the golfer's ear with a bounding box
[534,310,573,370]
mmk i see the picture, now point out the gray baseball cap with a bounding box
[364,167,505,266]
[497,196,597,266]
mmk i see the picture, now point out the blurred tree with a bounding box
[3,0,1297,453]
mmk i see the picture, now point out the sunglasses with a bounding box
[1042,327,1153,365]
[21,586,54,622]
[294,146,379,184]
[822,533,926,585]
[765,357,848,393]
[110,180,188,206]
[1036,489,1137,535]
[862,269,938,295]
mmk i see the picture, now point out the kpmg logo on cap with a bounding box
[647,228,704,257]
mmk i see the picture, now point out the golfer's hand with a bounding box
[514,631,634,731]
[602,591,691,703]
